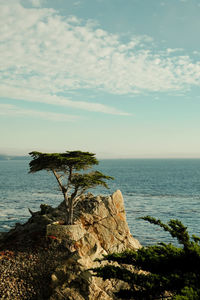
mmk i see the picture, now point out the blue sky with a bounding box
[1,0,200,158]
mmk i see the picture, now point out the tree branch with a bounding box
[73,189,87,207]
[52,170,66,196]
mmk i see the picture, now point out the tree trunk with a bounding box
[52,170,70,224]
[69,201,73,225]
[67,198,74,225]
[64,194,74,225]
[52,170,66,197]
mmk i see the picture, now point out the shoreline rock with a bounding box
[0,190,141,299]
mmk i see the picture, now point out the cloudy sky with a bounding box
[1,0,200,158]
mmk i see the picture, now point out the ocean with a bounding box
[0,158,200,246]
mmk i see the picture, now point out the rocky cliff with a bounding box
[0,190,141,299]
[48,190,141,300]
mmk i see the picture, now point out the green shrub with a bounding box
[92,217,200,299]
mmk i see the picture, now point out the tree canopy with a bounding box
[29,150,99,173]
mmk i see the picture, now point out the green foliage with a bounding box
[93,217,200,299]
[29,150,113,224]
[174,287,199,300]
[29,150,98,173]
[141,216,190,247]
[71,171,113,193]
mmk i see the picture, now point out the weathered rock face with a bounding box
[47,190,141,300]
[47,190,140,256]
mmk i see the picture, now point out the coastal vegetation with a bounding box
[93,216,200,299]
[29,150,113,224]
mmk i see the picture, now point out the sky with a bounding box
[1,0,200,158]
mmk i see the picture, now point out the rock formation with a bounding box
[48,190,141,300]
[1,190,141,299]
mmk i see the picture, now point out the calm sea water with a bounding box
[0,159,200,246]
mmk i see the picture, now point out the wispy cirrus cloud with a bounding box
[0,0,200,116]
[0,103,79,122]
[0,85,129,115]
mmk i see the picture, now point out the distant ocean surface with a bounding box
[0,159,200,246]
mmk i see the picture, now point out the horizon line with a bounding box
[1,154,200,160]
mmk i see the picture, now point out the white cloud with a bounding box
[0,103,79,122]
[0,0,200,114]
[29,0,44,7]
[0,85,129,115]
[167,48,183,54]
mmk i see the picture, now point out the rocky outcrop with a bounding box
[47,190,141,300]
[1,190,141,299]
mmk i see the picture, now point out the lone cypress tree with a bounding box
[93,217,200,299]
[29,150,113,224]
